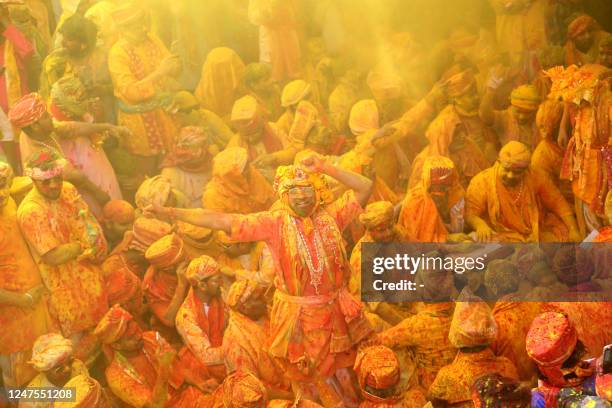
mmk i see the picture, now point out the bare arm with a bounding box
[161,264,189,326]
[41,242,83,266]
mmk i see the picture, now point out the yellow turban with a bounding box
[281,80,311,108]
[273,163,332,204]
[222,372,267,408]
[185,255,219,284]
[449,289,498,348]
[213,147,248,179]
[94,305,134,345]
[144,233,185,269]
[359,201,394,229]
[29,333,73,371]
[226,279,259,308]
[134,175,173,209]
[511,85,541,111]
[498,141,531,169]
[367,69,403,101]
[231,95,260,123]
[349,99,379,136]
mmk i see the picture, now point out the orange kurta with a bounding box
[108,34,178,157]
[229,190,372,379]
[17,183,108,336]
[380,303,457,390]
[466,166,574,242]
[428,348,519,406]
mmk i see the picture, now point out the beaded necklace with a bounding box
[292,216,329,294]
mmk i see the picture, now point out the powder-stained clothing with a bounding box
[17,183,109,337]
[428,348,519,406]
[380,302,457,390]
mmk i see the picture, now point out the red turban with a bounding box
[8,93,47,129]
[102,200,135,224]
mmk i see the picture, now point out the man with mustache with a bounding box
[465,141,581,242]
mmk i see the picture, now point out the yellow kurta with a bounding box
[108,35,178,157]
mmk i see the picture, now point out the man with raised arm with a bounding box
[147,151,373,403]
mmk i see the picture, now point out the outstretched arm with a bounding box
[147,206,233,233]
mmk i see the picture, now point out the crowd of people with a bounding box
[0,0,611,407]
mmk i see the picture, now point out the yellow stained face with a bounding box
[33,175,63,200]
[499,164,528,187]
[287,185,317,217]
[454,86,480,114]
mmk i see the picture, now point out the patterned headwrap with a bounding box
[222,372,267,408]
[226,279,259,308]
[359,201,394,229]
[8,92,46,129]
[367,69,403,101]
[510,85,541,111]
[93,304,134,344]
[422,155,456,189]
[526,312,577,367]
[134,175,172,209]
[349,99,379,136]
[567,15,596,40]
[24,148,67,181]
[102,200,135,224]
[50,75,88,119]
[160,126,210,169]
[551,245,594,286]
[471,373,530,408]
[29,333,73,371]
[449,289,498,348]
[273,163,333,205]
[281,80,311,108]
[54,375,103,408]
[484,259,519,297]
[213,147,248,179]
[354,346,400,391]
[185,255,219,284]
[144,233,185,269]
[446,70,476,98]
[498,141,531,169]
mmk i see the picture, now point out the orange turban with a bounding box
[281,80,311,108]
[231,95,260,122]
[449,289,498,348]
[446,70,476,98]
[567,15,596,40]
[349,99,379,135]
[8,93,46,129]
[29,333,73,371]
[498,141,531,169]
[130,217,173,253]
[145,233,185,269]
[185,255,219,284]
[510,85,541,111]
[94,304,134,344]
[359,201,394,229]
[226,279,259,308]
[526,312,577,367]
[102,200,135,224]
[54,375,104,408]
[222,372,267,408]
[354,345,400,391]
